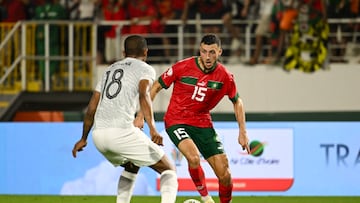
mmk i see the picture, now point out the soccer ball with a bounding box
[183,199,201,203]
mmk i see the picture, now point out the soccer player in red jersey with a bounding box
[151,34,251,203]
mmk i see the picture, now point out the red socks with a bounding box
[188,165,208,197]
[219,182,233,203]
[189,165,233,203]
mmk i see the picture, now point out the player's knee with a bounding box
[218,170,232,185]
[186,154,201,167]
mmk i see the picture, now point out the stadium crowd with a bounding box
[0,0,359,67]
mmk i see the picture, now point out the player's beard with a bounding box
[205,62,217,73]
[200,58,214,73]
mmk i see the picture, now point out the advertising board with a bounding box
[0,122,359,196]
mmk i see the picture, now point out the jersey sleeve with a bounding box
[139,64,156,86]
[158,65,176,89]
[94,78,102,93]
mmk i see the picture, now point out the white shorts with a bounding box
[92,127,165,167]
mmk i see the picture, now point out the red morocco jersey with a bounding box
[159,57,239,128]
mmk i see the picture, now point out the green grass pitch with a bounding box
[1,195,359,203]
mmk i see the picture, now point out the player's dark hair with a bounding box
[124,35,148,56]
[201,34,221,47]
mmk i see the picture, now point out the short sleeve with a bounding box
[95,79,102,93]
[159,66,176,89]
[139,64,156,86]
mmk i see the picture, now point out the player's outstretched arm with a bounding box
[72,91,100,158]
[139,79,163,146]
[150,80,163,101]
[233,97,250,154]
[134,80,163,125]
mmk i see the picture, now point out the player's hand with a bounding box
[133,114,145,129]
[239,133,250,154]
[72,139,87,158]
[150,129,163,146]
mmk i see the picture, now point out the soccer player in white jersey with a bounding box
[72,35,178,203]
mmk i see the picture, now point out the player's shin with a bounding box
[160,170,178,203]
[219,182,233,203]
[189,165,209,197]
[116,170,137,203]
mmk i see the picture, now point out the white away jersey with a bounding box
[94,57,155,129]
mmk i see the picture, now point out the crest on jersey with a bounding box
[165,67,173,77]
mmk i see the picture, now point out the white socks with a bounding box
[116,170,137,203]
[117,169,178,203]
[160,170,178,203]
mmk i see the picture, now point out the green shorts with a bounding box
[166,124,224,159]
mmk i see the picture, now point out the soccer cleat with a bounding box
[201,195,215,203]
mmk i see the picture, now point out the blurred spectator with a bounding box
[354,0,360,35]
[268,0,284,64]
[102,0,127,63]
[125,0,157,34]
[22,0,41,20]
[0,0,6,22]
[93,0,107,64]
[34,0,67,83]
[75,0,98,21]
[283,0,328,72]
[179,0,197,30]
[178,0,198,56]
[341,0,360,63]
[350,0,359,16]
[191,0,242,62]
[268,0,326,65]
[156,0,198,63]
[247,0,276,65]
[267,0,298,65]
[327,0,351,63]
[125,0,159,61]
[65,0,80,20]
[74,0,99,56]
[230,0,254,63]
[154,0,173,62]
[233,0,252,21]
[2,0,26,22]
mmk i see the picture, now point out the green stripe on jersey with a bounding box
[180,77,198,85]
[207,80,223,90]
[180,77,223,90]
